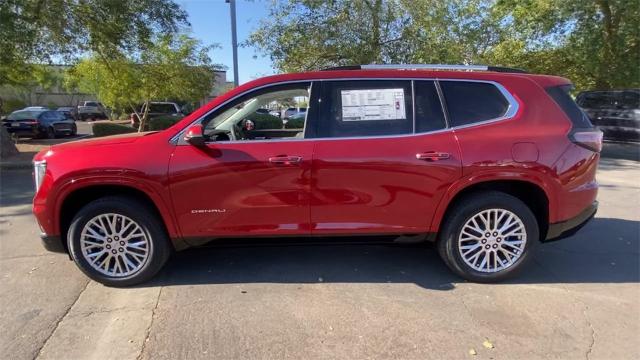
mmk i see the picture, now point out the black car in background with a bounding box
[576,89,640,142]
[2,109,77,138]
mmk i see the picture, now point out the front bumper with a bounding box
[40,233,66,253]
[545,201,598,242]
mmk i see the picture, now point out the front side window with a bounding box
[200,82,312,142]
[440,81,510,127]
[316,80,413,138]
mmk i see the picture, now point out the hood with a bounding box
[51,131,155,152]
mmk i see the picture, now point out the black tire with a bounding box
[437,191,538,283]
[67,196,172,287]
[46,126,56,139]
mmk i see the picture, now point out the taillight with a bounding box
[569,128,603,153]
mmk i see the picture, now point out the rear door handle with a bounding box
[416,152,450,161]
[268,155,303,165]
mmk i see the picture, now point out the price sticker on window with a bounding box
[340,88,406,121]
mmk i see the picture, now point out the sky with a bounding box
[179,0,276,85]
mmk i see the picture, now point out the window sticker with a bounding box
[340,88,406,121]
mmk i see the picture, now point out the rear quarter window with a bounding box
[547,85,593,128]
[440,81,510,127]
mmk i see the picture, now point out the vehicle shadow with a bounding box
[146,217,639,290]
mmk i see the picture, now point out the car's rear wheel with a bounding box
[67,197,172,287]
[437,191,538,282]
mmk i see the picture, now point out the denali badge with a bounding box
[191,209,227,214]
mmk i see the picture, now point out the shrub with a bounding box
[148,115,183,131]
[285,117,304,129]
[247,113,283,129]
[92,123,137,137]
[1,99,27,115]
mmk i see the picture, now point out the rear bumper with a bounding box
[40,233,66,253]
[545,201,598,242]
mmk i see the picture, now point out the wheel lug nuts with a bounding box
[111,249,117,254]
[492,244,498,248]
[497,238,502,242]
[493,232,498,236]
[106,244,111,249]
[485,245,490,249]
[119,248,124,252]
[114,236,119,240]
[485,233,490,237]
[481,239,487,244]
[120,241,125,246]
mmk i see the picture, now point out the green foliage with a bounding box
[247,113,283,130]
[147,115,183,131]
[1,98,26,115]
[66,33,221,131]
[249,0,640,90]
[284,118,305,129]
[92,123,137,137]
[0,0,188,86]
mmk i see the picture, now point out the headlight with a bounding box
[34,160,46,192]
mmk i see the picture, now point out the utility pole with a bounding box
[226,0,239,87]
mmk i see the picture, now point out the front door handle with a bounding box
[269,155,303,165]
[416,152,450,161]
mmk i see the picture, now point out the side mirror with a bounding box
[184,124,206,146]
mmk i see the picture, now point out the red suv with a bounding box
[32,64,601,286]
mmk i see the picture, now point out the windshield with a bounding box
[7,111,43,120]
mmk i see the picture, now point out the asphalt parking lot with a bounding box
[0,144,638,360]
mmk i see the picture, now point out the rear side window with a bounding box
[414,81,447,132]
[440,81,510,127]
[547,85,593,128]
[317,80,413,138]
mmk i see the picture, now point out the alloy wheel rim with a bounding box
[458,208,527,273]
[80,213,152,277]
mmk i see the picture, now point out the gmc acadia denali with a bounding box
[32,64,601,286]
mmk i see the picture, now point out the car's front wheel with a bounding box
[67,196,172,286]
[437,191,538,282]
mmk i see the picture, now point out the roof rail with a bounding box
[321,64,528,74]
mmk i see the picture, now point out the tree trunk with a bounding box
[1,126,19,159]
[138,100,150,132]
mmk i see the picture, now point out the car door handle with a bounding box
[416,152,450,161]
[268,155,303,165]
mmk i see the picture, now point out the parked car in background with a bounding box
[3,109,76,138]
[77,101,108,121]
[33,64,601,286]
[57,107,78,121]
[283,107,307,119]
[130,102,183,129]
[576,89,640,142]
[23,106,49,111]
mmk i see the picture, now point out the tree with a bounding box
[249,0,640,90]
[248,0,410,71]
[491,0,640,90]
[67,34,220,131]
[0,0,189,157]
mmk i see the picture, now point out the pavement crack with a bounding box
[584,305,596,360]
[33,279,90,360]
[136,286,163,360]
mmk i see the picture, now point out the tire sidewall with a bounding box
[68,198,169,286]
[441,193,539,282]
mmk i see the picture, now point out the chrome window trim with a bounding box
[171,77,519,144]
